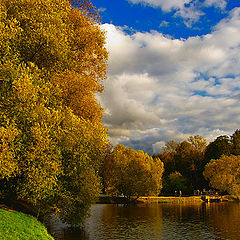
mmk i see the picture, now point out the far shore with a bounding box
[97,195,235,204]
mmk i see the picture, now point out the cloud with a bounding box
[159,20,169,28]
[128,0,191,12]
[128,0,227,26]
[100,8,240,154]
[203,0,227,10]
[174,3,204,27]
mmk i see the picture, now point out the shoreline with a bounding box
[96,195,233,204]
[137,196,203,203]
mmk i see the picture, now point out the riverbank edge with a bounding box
[0,205,54,240]
[96,195,234,204]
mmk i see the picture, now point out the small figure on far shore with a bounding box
[179,190,182,197]
[175,190,177,197]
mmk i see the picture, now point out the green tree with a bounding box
[154,140,179,176]
[156,136,207,194]
[231,129,240,156]
[166,171,188,194]
[104,145,164,199]
[204,135,232,162]
[204,155,240,197]
[0,0,108,225]
[169,135,207,192]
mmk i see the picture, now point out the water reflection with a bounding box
[98,204,163,239]
[48,202,240,240]
[205,202,240,240]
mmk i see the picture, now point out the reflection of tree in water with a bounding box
[161,202,203,221]
[204,202,240,240]
[47,203,240,240]
[45,215,89,240]
[166,202,240,240]
[62,227,89,240]
[100,204,163,239]
[159,202,215,239]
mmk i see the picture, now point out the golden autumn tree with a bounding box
[103,145,164,199]
[0,0,108,225]
[203,155,240,197]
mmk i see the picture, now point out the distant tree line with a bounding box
[153,130,240,197]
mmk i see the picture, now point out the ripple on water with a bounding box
[48,202,240,240]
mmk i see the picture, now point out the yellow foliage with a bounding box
[0,119,20,179]
[0,0,108,225]
[104,144,164,198]
[204,155,240,196]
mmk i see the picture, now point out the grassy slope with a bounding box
[0,208,54,240]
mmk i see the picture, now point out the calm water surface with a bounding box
[48,202,240,240]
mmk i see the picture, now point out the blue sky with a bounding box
[92,0,239,38]
[91,0,240,154]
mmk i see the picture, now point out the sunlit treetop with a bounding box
[0,0,108,225]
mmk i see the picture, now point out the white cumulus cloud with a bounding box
[128,0,228,26]
[128,0,191,12]
[203,0,227,10]
[100,8,240,154]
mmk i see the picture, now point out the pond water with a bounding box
[48,202,240,240]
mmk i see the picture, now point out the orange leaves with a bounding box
[52,70,103,121]
[69,0,100,23]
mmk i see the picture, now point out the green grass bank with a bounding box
[0,208,54,240]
